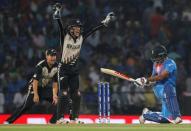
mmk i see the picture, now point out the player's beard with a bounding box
[47,59,56,66]
[50,60,56,65]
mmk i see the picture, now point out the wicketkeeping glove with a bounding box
[101,12,116,27]
[53,3,62,19]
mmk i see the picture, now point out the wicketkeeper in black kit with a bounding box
[4,49,58,124]
[53,3,115,124]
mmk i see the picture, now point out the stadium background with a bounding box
[0,0,191,118]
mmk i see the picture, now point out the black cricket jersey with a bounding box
[32,60,58,88]
[56,19,105,70]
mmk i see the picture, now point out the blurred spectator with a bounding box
[13,91,26,108]
[86,31,100,48]
[88,66,100,85]
[182,7,191,21]
[120,82,132,108]
[127,88,145,106]
[183,77,191,96]
[31,31,45,48]
[111,82,122,114]
[150,7,165,38]
[142,0,154,35]
[144,88,157,108]
[0,89,5,113]
[152,0,163,9]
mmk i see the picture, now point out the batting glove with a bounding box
[144,81,156,87]
[134,77,147,88]
[101,12,116,27]
[53,3,62,19]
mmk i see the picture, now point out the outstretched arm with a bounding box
[53,3,65,46]
[52,82,58,105]
[147,71,169,82]
[83,23,105,40]
[32,65,42,103]
[134,70,169,88]
[83,12,116,40]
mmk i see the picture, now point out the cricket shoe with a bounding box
[139,108,149,124]
[69,119,85,124]
[173,117,182,124]
[56,118,69,124]
[3,121,10,124]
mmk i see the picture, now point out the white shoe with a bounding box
[139,108,149,124]
[139,115,145,124]
[56,118,69,124]
[70,119,84,124]
[173,117,182,124]
[142,108,149,114]
[3,121,10,124]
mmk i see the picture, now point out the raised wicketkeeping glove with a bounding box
[53,3,62,19]
[101,12,116,27]
[134,77,147,88]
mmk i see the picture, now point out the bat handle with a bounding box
[128,78,136,82]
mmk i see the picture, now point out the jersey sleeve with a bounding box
[164,60,176,74]
[33,65,42,81]
[56,19,66,48]
[83,23,105,40]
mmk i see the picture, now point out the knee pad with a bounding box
[75,90,81,96]
[57,90,70,119]
[58,89,68,97]
[58,90,69,105]
[71,90,81,99]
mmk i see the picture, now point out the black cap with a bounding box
[67,19,83,28]
[46,49,57,56]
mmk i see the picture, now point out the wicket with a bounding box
[98,82,110,123]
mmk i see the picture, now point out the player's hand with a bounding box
[52,95,58,105]
[53,3,62,19]
[145,81,156,87]
[101,12,116,27]
[33,94,40,103]
[53,3,62,11]
[134,77,147,88]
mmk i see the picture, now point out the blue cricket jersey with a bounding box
[152,58,177,99]
[151,58,181,119]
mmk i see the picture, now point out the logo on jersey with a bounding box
[33,74,37,78]
[156,64,162,74]
[60,77,65,80]
[67,44,81,49]
[41,67,57,87]
[62,34,83,64]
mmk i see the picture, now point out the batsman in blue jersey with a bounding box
[134,45,182,124]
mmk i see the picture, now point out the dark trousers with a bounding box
[57,63,81,120]
[6,88,57,124]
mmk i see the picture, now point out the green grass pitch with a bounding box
[0,124,191,131]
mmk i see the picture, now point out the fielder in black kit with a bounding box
[4,49,58,124]
[52,3,115,124]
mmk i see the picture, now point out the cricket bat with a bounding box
[100,68,135,82]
